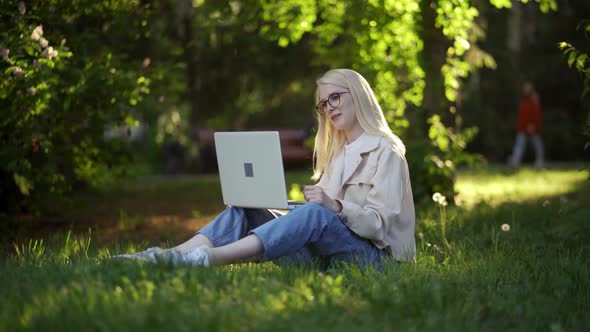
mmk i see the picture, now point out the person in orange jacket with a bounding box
[509,81,545,168]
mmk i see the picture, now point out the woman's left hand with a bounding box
[303,185,342,213]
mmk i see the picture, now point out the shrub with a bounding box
[0,1,150,212]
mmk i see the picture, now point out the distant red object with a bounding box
[516,95,543,134]
[194,128,313,172]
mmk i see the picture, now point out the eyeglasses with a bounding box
[315,91,350,115]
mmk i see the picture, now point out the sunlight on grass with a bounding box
[455,168,588,207]
[288,183,305,201]
[3,167,589,331]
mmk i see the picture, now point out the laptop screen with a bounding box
[214,131,291,209]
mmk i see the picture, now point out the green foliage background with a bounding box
[1,0,151,211]
[1,0,588,212]
[559,19,590,159]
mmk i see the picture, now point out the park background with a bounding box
[1,0,589,210]
[1,1,589,331]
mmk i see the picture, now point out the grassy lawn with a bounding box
[1,166,589,331]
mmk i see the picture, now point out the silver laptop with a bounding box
[214,131,306,210]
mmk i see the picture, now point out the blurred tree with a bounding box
[149,0,317,129]
[0,0,151,212]
[560,19,590,167]
[462,0,589,163]
[155,0,565,200]
[2,0,585,213]
[248,0,478,201]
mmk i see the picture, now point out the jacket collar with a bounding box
[335,134,383,193]
[351,133,382,154]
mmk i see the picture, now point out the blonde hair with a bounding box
[312,68,406,180]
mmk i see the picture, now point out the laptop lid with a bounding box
[214,131,291,209]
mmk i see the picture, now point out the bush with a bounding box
[406,114,482,206]
[0,1,150,212]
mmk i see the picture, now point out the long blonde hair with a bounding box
[312,69,406,180]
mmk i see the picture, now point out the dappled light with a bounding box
[2,0,590,331]
[3,167,589,331]
[455,167,588,207]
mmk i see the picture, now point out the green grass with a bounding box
[1,166,589,331]
[455,166,588,207]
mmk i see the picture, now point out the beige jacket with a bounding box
[318,134,416,262]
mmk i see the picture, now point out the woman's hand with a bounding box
[303,185,342,213]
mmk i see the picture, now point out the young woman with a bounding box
[114,69,416,268]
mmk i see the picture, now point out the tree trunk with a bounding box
[419,0,449,129]
[507,0,522,86]
[179,0,201,129]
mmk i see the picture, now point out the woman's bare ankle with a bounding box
[171,234,213,251]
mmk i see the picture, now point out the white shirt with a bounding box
[342,133,368,185]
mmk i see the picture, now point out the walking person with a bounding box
[509,81,545,168]
[113,69,416,268]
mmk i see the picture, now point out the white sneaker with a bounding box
[159,247,211,267]
[111,247,164,262]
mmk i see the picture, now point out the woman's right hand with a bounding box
[303,185,342,213]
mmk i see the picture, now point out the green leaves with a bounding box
[560,21,590,160]
[577,54,588,71]
[428,115,450,153]
[0,1,151,211]
[560,41,589,73]
[489,0,513,9]
[13,173,33,196]
[490,0,558,13]
[312,0,425,129]
[259,0,316,47]
[537,0,558,13]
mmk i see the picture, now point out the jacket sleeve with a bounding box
[337,147,408,244]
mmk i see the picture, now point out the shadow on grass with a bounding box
[1,168,588,331]
[2,167,587,255]
[1,171,315,254]
[412,170,590,291]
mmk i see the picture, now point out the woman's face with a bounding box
[317,83,360,134]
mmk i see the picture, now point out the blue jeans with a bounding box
[510,133,544,166]
[197,203,388,269]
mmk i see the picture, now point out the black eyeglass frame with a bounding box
[315,91,350,115]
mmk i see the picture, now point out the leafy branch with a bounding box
[559,19,590,159]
